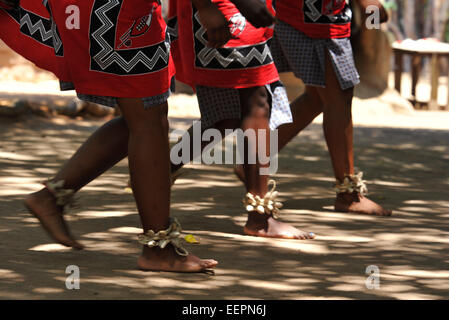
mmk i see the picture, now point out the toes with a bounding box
[374,207,392,216]
[294,231,315,240]
[58,237,83,250]
[71,241,84,250]
[200,259,218,270]
[307,232,316,239]
[204,259,218,267]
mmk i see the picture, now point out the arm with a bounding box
[191,0,231,48]
[229,0,275,28]
[353,0,389,24]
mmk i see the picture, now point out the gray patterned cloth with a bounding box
[271,20,360,90]
[196,81,292,131]
[60,79,175,110]
[76,91,171,110]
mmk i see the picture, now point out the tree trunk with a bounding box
[437,0,449,40]
[351,1,392,93]
[404,0,416,39]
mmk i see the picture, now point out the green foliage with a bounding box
[383,0,398,11]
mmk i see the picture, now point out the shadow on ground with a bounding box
[0,116,448,299]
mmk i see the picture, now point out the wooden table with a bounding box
[392,40,449,110]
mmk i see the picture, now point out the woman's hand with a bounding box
[191,0,231,48]
[230,0,275,28]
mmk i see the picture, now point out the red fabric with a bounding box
[0,1,16,10]
[0,1,69,81]
[169,0,279,89]
[48,0,174,98]
[275,0,351,39]
[0,3,11,10]
[0,0,175,98]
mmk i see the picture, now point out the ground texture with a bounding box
[0,113,448,300]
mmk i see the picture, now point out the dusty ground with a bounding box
[0,112,448,300]
[1,42,449,299]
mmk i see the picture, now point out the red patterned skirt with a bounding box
[0,0,175,100]
[168,0,279,89]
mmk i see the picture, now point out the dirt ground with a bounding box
[1,41,449,299]
[0,110,448,300]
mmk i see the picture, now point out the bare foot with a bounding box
[243,212,315,240]
[233,165,245,184]
[334,192,392,216]
[137,245,218,273]
[24,189,84,249]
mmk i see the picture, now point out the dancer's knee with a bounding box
[250,103,270,120]
[119,99,168,134]
[248,90,271,120]
[240,86,270,120]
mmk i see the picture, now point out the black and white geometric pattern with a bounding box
[4,4,54,49]
[271,19,360,90]
[77,89,171,109]
[167,15,178,41]
[302,0,352,25]
[76,76,175,109]
[192,8,273,70]
[196,85,241,128]
[196,81,292,130]
[42,0,63,56]
[89,0,170,75]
